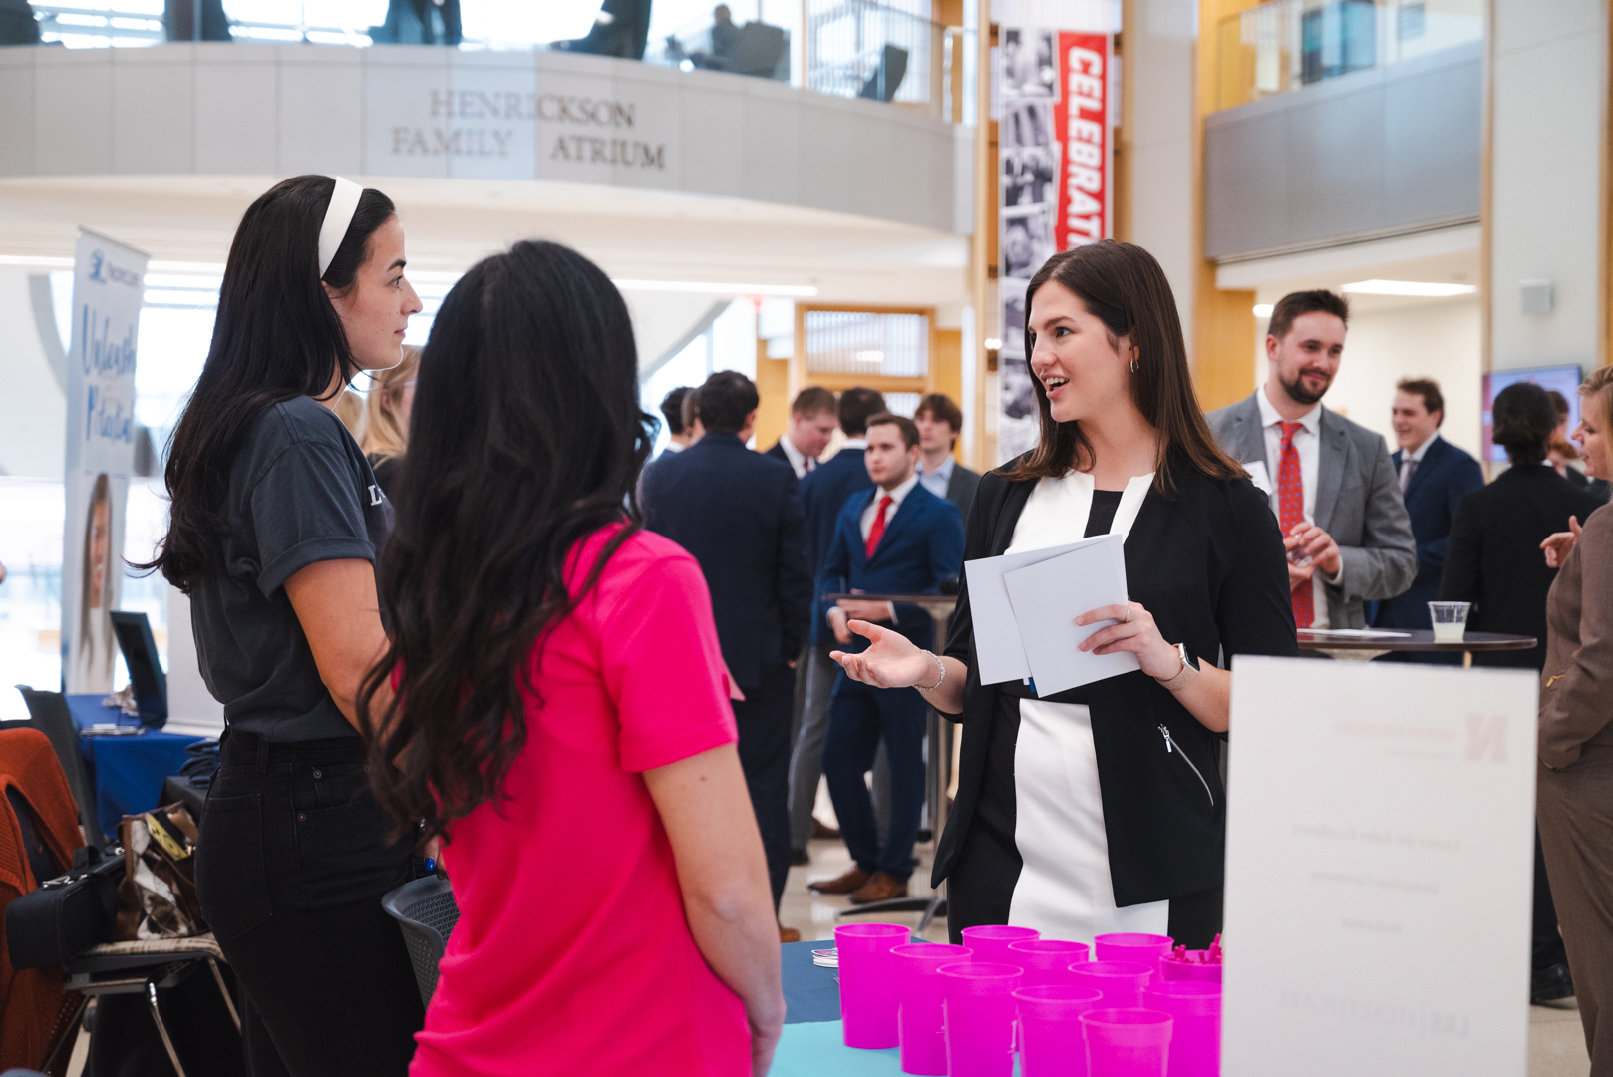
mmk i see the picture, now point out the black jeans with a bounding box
[194,731,424,1077]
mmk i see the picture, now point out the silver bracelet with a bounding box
[918,650,947,692]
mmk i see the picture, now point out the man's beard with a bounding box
[1281,369,1332,407]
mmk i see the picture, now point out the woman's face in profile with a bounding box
[88,498,109,606]
[1027,280,1133,425]
[1573,395,1608,480]
[326,216,423,373]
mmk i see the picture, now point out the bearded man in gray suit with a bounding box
[1206,289,1416,631]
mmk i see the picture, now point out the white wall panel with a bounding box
[277,47,364,178]
[112,49,194,176]
[0,49,36,178]
[34,50,113,177]
[192,47,277,175]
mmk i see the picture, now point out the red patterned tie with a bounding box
[865,495,893,560]
[1278,421,1313,629]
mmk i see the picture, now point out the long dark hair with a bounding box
[140,176,396,591]
[1006,240,1244,491]
[360,241,655,838]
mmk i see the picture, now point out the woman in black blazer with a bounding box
[829,242,1296,947]
[1442,382,1605,671]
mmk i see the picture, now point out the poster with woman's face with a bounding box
[64,470,124,693]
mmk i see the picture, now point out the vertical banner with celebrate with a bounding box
[1052,31,1111,251]
[62,228,147,694]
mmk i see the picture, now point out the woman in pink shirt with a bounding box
[359,241,785,1076]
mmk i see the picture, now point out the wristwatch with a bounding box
[1156,642,1200,692]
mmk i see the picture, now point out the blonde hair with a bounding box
[333,389,367,443]
[361,346,421,462]
[1577,366,1613,476]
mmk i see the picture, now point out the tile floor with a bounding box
[781,832,1591,1075]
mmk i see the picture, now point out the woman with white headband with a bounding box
[141,175,425,1074]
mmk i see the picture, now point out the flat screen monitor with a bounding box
[110,610,167,728]
[1482,364,1584,464]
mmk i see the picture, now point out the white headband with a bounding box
[317,177,364,278]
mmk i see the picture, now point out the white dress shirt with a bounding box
[917,454,956,500]
[777,434,814,480]
[1399,432,1439,493]
[1255,386,1342,628]
[859,473,920,541]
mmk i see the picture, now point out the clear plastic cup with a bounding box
[1008,939,1092,985]
[1094,932,1174,967]
[1015,984,1105,1077]
[1069,961,1154,1010]
[836,923,909,1049]
[1081,1008,1174,1077]
[961,924,1041,964]
[939,961,1023,1077]
[1142,982,1221,1077]
[893,943,972,1075]
[1429,600,1470,642]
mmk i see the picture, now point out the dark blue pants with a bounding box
[822,674,926,882]
[733,664,796,910]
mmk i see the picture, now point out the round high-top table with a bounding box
[1297,629,1537,665]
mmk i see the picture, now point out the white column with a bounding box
[1489,0,1608,370]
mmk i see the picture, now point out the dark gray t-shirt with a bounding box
[190,395,392,742]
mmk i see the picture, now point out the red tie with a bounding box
[1278,421,1314,629]
[865,495,893,560]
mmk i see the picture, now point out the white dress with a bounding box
[1002,470,1171,945]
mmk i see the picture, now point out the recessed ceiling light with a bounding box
[1253,304,1274,318]
[1340,279,1477,297]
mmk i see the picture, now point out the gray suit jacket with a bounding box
[1206,393,1417,628]
[945,463,982,523]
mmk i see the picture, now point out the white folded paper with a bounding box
[963,532,1137,696]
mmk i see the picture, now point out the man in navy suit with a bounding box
[765,386,839,479]
[1372,378,1483,660]
[642,371,812,934]
[807,415,964,904]
[787,388,889,863]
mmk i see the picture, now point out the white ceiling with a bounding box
[0,174,971,320]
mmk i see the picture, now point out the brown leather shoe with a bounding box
[807,867,869,895]
[849,871,908,904]
[812,818,841,840]
[779,924,802,943]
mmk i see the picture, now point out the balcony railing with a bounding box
[1214,0,1481,112]
[11,1,973,123]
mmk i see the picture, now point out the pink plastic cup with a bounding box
[893,943,973,1075]
[1142,982,1221,1077]
[960,924,1041,964]
[1081,1008,1173,1077]
[1094,933,1174,967]
[939,961,1023,1077]
[1069,961,1154,1010]
[836,923,910,1048]
[1015,984,1105,1077]
[1007,940,1092,985]
[1158,954,1222,984]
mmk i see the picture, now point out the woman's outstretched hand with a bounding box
[830,620,934,689]
[1542,516,1583,568]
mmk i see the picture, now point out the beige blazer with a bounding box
[1540,504,1613,769]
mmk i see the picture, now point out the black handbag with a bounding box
[6,842,125,969]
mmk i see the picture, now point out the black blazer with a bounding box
[934,455,1297,906]
[765,439,794,471]
[801,448,874,575]
[642,432,813,690]
[1440,464,1605,670]
[945,463,983,521]
[1375,438,1483,632]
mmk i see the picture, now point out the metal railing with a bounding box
[1214,0,1481,111]
[803,0,947,115]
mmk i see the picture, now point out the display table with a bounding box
[776,940,1022,1075]
[1296,629,1536,664]
[66,694,205,838]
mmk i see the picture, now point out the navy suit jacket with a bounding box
[801,447,874,579]
[641,432,813,690]
[1374,435,1484,629]
[815,482,965,650]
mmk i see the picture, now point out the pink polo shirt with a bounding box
[410,526,748,1077]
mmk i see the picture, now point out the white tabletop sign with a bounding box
[1222,656,1538,1076]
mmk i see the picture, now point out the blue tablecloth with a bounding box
[66,694,205,839]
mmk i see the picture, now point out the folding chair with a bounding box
[382,876,460,1008]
